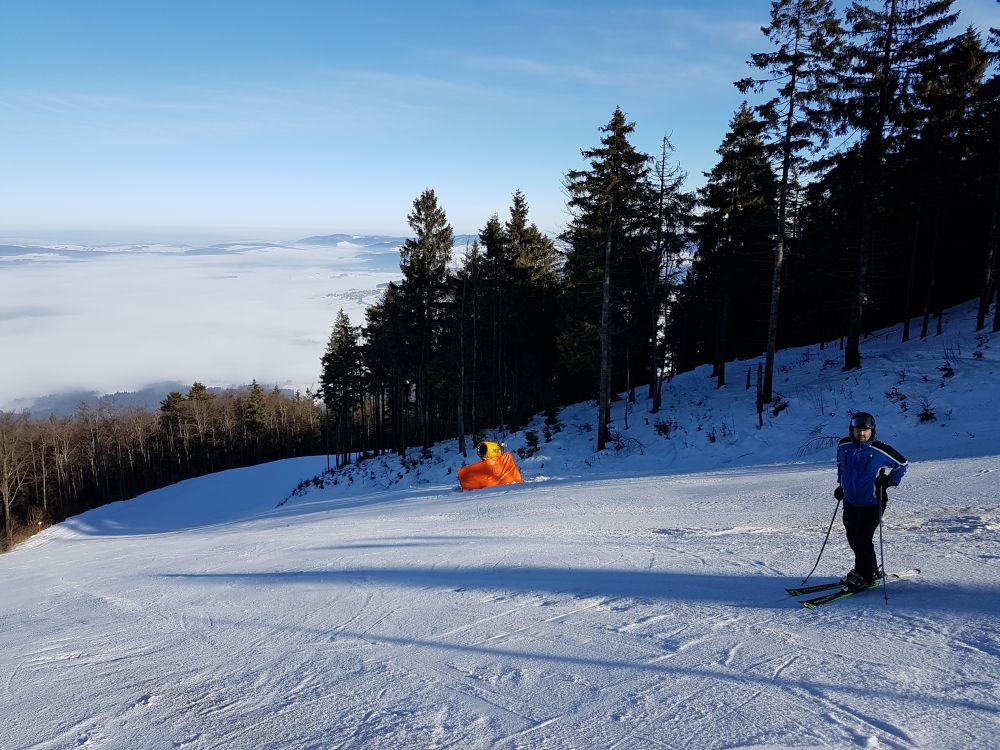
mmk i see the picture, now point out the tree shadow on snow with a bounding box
[161,565,1000,616]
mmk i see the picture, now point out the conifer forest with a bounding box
[2,0,999,550]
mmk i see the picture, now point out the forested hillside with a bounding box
[316,2,1000,459]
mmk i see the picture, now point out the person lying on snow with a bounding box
[834,411,908,593]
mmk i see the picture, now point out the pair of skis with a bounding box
[787,569,920,608]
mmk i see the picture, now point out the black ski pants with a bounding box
[843,499,886,580]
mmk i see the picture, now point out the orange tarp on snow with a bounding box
[458,452,524,491]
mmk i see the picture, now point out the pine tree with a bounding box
[975,27,1000,331]
[892,26,990,339]
[503,191,560,426]
[684,104,778,386]
[320,310,362,466]
[477,213,512,432]
[457,241,484,444]
[398,189,454,448]
[561,108,654,450]
[737,0,843,401]
[459,192,560,436]
[835,0,960,368]
[241,380,272,438]
[363,281,411,455]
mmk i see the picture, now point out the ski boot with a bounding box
[843,569,868,593]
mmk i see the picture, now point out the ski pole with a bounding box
[802,498,841,585]
[878,482,889,604]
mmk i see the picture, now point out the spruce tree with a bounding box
[737,0,842,400]
[561,108,654,450]
[363,281,410,455]
[503,191,559,426]
[320,310,362,466]
[241,381,272,442]
[975,27,1000,331]
[398,189,454,448]
[477,213,511,432]
[891,26,990,339]
[684,104,777,386]
[835,0,959,368]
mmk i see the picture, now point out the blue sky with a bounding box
[2,0,997,239]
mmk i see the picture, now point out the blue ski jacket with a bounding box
[836,437,908,507]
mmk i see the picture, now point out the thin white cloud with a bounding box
[437,3,760,95]
[463,56,628,87]
[0,68,519,144]
[512,3,762,53]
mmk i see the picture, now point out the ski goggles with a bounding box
[850,414,876,429]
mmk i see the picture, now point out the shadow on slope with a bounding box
[161,565,999,616]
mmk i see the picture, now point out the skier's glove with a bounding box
[876,473,895,490]
[834,486,845,501]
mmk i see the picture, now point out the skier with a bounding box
[834,412,908,593]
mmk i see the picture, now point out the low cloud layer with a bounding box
[0,236,405,412]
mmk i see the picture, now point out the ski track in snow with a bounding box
[4,303,1000,749]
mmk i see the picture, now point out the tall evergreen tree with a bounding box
[683,104,778,386]
[319,310,362,466]
[834,0,959,369]
[892,25,991,339]
[456,241,485,443]
[975,26,1000,331]
[561,108,654,450]
[398,189,454,448]
[503,191,560,426]
[363,281,411,455]
[240,380,272,442]
[477,213,512,432]
[737,0,843,401]
[460,192,560,436]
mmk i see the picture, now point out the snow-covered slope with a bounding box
[3,301,998,750]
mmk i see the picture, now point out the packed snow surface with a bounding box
[3,302,999,749]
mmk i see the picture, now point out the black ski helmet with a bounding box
[850,411,876,439]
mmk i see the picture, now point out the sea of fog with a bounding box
[0,233,468,414]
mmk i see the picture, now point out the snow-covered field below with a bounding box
[3,301,999,749]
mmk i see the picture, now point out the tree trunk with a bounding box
[651,292,666,413]
[647,293,661,404]
[845,221,873,370]
[762,13,802,404]
[902,218,920,342]
[457,267,468,458]
[846,0,895,371]
[716,293,730,388]
[470,271,479,443]
[597,215,614,452]
[624,352,631,430]
[977,154,1000,331]
[762,232,785,400]
[648,137,669,402]
[3,493,10,551]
